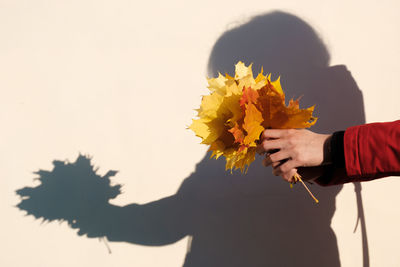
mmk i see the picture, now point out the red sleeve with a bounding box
[315,120,400,186]
[344,120,400,180]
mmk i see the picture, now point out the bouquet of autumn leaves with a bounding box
[190,62,319,202]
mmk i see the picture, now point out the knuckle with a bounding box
[282,129,290,137]
[280,164,289,173]
[292,149,301,159]
[287,129,296,136]
[272,161,280,168]
[276,165,284,173]
[287,135,298,147]
[269,153,278,162]
[287,137,294,146]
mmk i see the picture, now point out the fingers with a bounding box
[272,159,298,176]
[269,159,298,183]
[258,128,302,183]
[261,129,291,140]
[262,150,292,166]
[273,168,297,183]
[262,157,272,167]
[258,129,297,154]
[260,128,327,183]
[256,139,285,154]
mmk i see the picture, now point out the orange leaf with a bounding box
[243,103,264,146]
[239,86,259,108]
[228,123,245,144]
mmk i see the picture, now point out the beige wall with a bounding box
[1,0,400,266]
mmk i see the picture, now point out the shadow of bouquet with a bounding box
[16,154,121,236]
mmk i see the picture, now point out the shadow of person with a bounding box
[16,11,366,267]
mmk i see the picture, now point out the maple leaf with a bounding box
[242,103,264,146]
[189,61,316,173]
[239,87,259,108]
[229,123,245,144]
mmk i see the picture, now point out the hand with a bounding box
[257,129,332,182]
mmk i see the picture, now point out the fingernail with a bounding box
[263,157,271,167]
[256,145,263,155]
[262,159,267,166]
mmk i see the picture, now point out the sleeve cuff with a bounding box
[331,131,345,168]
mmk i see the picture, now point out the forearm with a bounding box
[316,120,400,185]
[344,120,400,179]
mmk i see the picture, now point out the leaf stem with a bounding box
[293,173,319,203]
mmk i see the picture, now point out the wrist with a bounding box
[322,134,333,165]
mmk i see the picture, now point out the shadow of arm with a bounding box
[73,195,191,246]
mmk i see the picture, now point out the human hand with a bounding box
[257,129,332,182]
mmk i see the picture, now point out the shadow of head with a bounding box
[208,11,330,78]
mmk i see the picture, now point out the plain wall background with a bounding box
[1,0,400,266]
